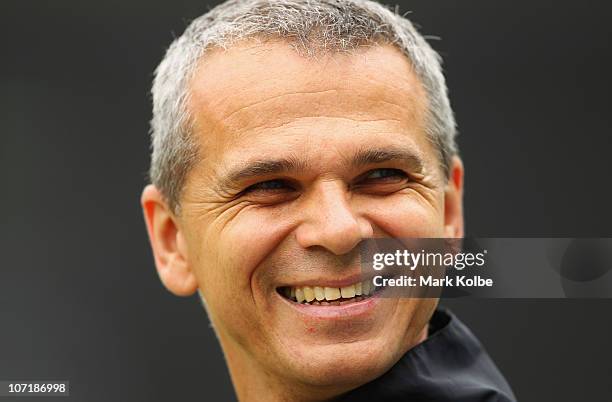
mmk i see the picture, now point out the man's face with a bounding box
[173,41,462,389]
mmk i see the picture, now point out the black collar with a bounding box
[340,309,516,401]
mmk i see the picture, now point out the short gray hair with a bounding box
[150,0,458,213]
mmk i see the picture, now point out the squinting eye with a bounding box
[364,168,408,180]
[244,179,293,193]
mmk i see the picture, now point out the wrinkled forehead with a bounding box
[186,39,431,167]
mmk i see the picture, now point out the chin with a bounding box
[280,336,404,390]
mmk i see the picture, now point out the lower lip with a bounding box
[277,291,382,319]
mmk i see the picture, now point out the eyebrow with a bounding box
[217,146,425,191]
[227,157,308,183]
[351,147,424,172]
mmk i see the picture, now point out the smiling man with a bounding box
[141,1,515,401]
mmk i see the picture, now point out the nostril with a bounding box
[295,220,366,255]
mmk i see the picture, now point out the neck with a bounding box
[220,326,429,402]
[225,346,346,402]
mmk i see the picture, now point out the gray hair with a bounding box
[150,0,458,213]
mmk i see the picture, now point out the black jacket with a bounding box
[340,309,516,401]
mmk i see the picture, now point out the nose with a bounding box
[295,181,373,255]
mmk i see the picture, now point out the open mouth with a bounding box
[277,280,380,306]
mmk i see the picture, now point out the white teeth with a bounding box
[362,280,371,296]
[286,279,377,303]
[303,286,315,302]
[295,288,305,303]
[340,284,356,298]
[324,287,341,300]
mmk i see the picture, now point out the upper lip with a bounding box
[277,273,377,288]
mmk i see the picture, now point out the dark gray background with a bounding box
[1,0,611,400]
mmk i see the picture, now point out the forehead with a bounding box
[187,39,431,169]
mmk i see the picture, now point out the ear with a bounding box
[141,184,198,296]
[444,156,464,238]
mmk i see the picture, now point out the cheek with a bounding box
[191,207,298,347]
[198,206,296,295]
[363,193,445,238]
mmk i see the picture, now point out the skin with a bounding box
[141,40,464,402]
